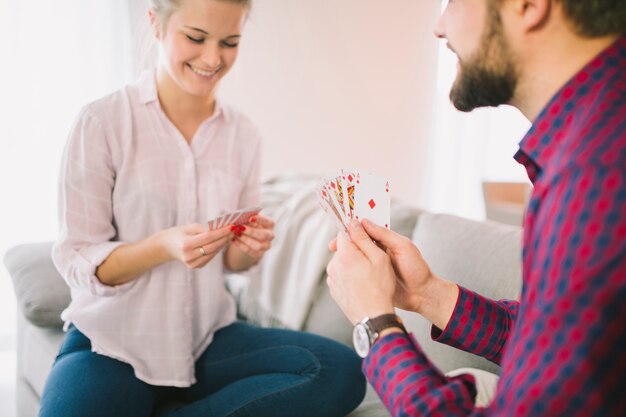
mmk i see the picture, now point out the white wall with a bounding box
[218,0,442,208]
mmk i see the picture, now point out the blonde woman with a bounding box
[39,0,365,416]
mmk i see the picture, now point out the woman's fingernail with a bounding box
[240,225,246,232]
[250,217,256,223]
[230,225,237,231]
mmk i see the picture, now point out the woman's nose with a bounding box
[201,43,222,69]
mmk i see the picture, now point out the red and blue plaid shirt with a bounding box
[364,37,626,417]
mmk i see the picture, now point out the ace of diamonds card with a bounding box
[352,172,391,230]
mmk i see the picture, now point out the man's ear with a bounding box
[512,0,552,32]
[148,8,162,41]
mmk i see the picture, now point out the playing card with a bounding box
[209,213,222,229]
[213,213,228,229]
[223,211,240,227]
[353,173,391,229]
[235,206,261,225]
[340,169,360,220]
[316,169,390,237]
[208,206,262,231]
[324,176,348,219]
[318,196,349,234]
[322,181,350,226]
[316,184,348,234]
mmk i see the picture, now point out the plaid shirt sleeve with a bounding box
[364,332,480,416]
[432,287,519,366]
[363,286,516,417]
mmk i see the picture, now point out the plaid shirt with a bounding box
[364,37,626,416]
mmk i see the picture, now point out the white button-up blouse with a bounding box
[52,70,262,387]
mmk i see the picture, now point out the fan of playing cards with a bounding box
[316,169,391,235]
[208,206,262,231]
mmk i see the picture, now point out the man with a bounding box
[326,0,626,416]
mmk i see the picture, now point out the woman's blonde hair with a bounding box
[150,0,252,28]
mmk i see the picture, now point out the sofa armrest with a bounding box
[4,242,69,327]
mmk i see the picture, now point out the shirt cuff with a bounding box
[55,241,127,297]
[431,283,464,342]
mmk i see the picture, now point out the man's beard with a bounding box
[450,7,518,112]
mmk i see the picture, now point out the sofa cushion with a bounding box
[398,213,522,374]
[346,385,391,417]
[4,242,69,327]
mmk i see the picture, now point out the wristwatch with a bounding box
[353,313,406,358]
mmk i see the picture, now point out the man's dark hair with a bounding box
[490,0,626,37]
[560,0,626,37]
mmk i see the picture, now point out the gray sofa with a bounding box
[4,175,522,417]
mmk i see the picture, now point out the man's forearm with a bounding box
[414,277,460,331]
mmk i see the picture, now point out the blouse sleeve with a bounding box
[238,124,262,209]
[52,107,125,297]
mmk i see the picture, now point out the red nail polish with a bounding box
[230,225,237,231]
[240,225,246,232]
[250,217,256,223]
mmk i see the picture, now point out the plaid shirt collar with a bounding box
[514,37,626,182]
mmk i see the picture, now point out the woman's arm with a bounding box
[96,224,233,286]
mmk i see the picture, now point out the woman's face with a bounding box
[153,0,247,98]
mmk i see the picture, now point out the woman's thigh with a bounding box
[162,322,365,417]
[39,327,158,417]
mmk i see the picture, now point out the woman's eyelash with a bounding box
[186,35,204,44]
[185,35,238,48]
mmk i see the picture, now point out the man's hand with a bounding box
[326,220,396,324]
[329,219,459,329]
[360,219,440,313]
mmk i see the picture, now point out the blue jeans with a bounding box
[39,322,366,417]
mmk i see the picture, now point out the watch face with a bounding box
[353,323,371,358]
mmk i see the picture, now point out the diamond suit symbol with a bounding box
[368,199,376,209]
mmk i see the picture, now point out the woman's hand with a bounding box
[160,223,233,269]
[225,214,275,271]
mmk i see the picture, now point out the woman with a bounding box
[39,0,366,416]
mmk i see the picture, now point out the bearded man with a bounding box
[326,0,626,415]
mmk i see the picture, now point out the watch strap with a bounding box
[368,313,406,335]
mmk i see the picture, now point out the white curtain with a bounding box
[0,0,136,346]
